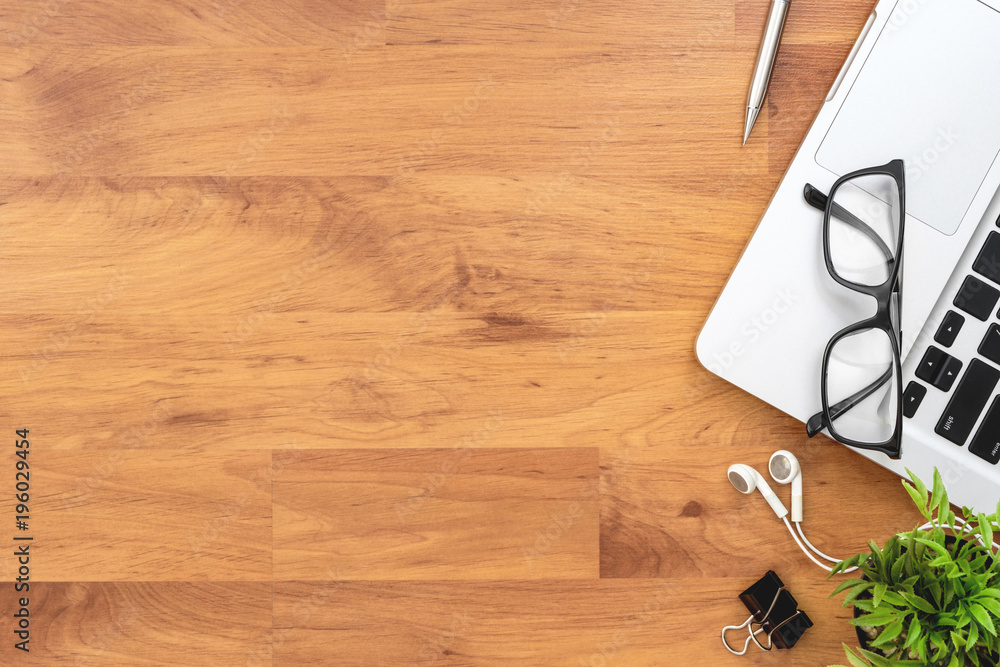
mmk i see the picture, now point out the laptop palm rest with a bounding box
[816,0,1000,237]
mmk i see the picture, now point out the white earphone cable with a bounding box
[782,516,834,572]
[919,516,1000,552]
[794,521,858,572]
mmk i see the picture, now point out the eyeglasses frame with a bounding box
[803,158,906,460]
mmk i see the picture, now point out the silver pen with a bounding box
[744,0,791,145]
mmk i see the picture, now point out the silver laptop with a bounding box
[697,0,1000,511]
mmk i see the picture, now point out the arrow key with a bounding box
[934,355,963,392]
[934,310,965,348]
[902,381,927,419]
[915,345,963,392]
[916,346,946,384]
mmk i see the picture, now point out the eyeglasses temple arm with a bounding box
[802,184,895,266]
[806,366,893,438]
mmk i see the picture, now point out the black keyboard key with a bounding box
[916,347,945,384]
[934,311,965,348]
[954,276,1000,321]
[915,346,961,390]
[970,398,1000,465]
[973,232,1000,284]
[935,356,963,392]
[980,324,1000,366]
[936,359,1000,446]
[903,382,927,419]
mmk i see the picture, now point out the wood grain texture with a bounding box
[0,0,920,664]
[273,448,599,580]
[273,579,858,666]
[0,582,271,665]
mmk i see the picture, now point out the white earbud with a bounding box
[727,464,788,519]
[728,454,856,574]
[768,450,803,522]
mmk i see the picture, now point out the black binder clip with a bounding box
[722,571,812,655]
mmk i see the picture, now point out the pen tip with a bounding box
[742,106,760,146]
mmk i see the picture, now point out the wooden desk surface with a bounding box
[0,0,930,664]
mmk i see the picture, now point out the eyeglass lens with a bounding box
[827,173,901,288]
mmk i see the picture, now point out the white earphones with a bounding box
[728,451,855,574]
[768,450,802,522]
[727,464,788,519]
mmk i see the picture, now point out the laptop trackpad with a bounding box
[816,0,1000,236]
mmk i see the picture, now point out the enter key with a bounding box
[970,397,1000,465]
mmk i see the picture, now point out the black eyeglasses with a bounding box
[803,159,905,459]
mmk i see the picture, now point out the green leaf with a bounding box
[978,596,1000,618]
[853,599,876,613]
[981,513,994,554]
[891,553,907,582]
[901,591,936,614]
[843,644,872,667]
[871,618,903,646]
[873,582,887,608]
[915,537,951,559]
[931,554,955,568]
[846,583,873,605]
[832,578,869,597]
[903,478,930,518]
[972,603,998,636]
[902,614,922,649]
[907,468,928,500]
[929,581,943,607]
[858,647,894,667]
[850,612,900,628]
[879,590,906,607]
[931,468,945,511]
[978,588,1000,599]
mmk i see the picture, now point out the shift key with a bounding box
[936,359,1000,446]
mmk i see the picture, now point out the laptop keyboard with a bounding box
[906,216,1000,463]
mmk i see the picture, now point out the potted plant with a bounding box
[829,469,1000,667]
